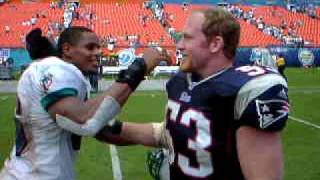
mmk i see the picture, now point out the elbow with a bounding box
[76,116,89,124]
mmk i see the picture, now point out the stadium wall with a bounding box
[8,0,285,5]
[1,48,31,70]
[2,47,319,71]
[235,47,320,67]
[163,0,285,6]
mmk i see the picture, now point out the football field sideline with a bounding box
[289,116,320,129]
[110,145,123,180]
[289,87,320,94]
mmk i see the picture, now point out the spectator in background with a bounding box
[50,1,55,9]
[88,71,99,92]
[31,16,37,26]
[4,25,10,34]
[276,54,286,80]
[182,1,189,11]
[6,57,14,67]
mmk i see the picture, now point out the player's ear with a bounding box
[61,42,73,57]
[209,36,224,54]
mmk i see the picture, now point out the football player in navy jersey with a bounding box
[96,7,289,180]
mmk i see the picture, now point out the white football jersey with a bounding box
[1,57,91,180]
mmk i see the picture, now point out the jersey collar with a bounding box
[186,67,232,90]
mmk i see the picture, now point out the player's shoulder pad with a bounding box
[234,73,289,131]
[35,57,89,93]
[41,57,84,78]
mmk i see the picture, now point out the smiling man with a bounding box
[95,8,289,180]
[0,26,166,180]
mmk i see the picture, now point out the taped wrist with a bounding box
[152,122,167,148]
[152,122,175,164]
[116,58,146,91]
[110,120,123,135]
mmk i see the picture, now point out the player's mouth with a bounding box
[181,53,188,60]
[180,53,189,63]
[179,53,192,72]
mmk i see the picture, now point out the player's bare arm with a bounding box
[237,126,283,180]
[234,71,288,180]
[49,48,169,136]
[96,121,172,149]
[96,122,156,146]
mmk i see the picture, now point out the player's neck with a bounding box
[199,57,233,79]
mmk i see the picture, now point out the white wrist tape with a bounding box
[152,122,175,164]
[152,122,164,147]
[56,96,120,136]
[152,122,172,148]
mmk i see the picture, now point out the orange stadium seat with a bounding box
[164,4,281,47]
[247,6,320,45]
[0,2,318,48]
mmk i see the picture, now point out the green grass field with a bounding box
[0,67,320,180]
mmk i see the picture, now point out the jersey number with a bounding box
[235,66,266,76]
[167,100,213,178]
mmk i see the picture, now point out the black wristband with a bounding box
[116,58,146,91]
[111,120,123,135]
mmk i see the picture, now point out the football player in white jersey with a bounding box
[0,27,167,180]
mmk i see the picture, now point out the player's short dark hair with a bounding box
[199,8,240,59]
[57,26,94,57]
[26,28,56,60]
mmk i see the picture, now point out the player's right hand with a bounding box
[142,47,170,74]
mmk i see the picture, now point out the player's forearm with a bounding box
[53,83,133,136]
[80,83,132,122]
[120,122,157,146]
[54,49,166,135]
[55,83,131,125]
[54,58,143,124]
[96,122,158,147]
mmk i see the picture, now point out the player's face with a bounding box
[176,12,211,73]
[68,32,101,73]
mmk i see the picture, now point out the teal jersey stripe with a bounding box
[41,88,78,111]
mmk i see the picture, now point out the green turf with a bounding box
[0,67,320,179]
[0,93,15,165]
[116,92,167,180]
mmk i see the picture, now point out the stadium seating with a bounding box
[0,2,319,48]
[72,3,173,47]
[248,6,320,45]
[0,3,63,47]
[164,4,281,46]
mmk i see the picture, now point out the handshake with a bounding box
[56,47,170,137]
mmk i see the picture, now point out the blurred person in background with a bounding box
[276,54,286,80]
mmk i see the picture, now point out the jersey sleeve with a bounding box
[234,74,289,131]
[39,65,83,111]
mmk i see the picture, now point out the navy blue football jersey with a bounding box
[165,65,289,180]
